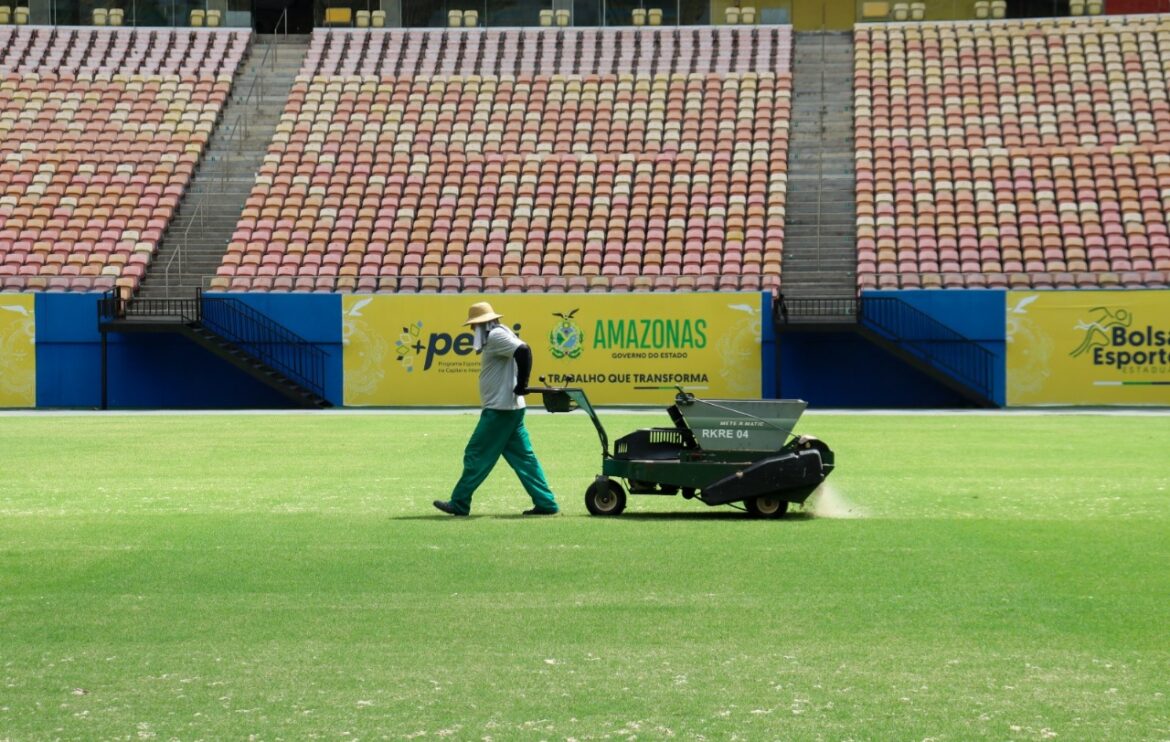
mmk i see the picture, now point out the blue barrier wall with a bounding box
[32,290,1003,409]
[778,290,1007,407]
[34,293,343,408]
[779,332,975,407]
[874,289,1007,405]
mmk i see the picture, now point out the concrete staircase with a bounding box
[781,31,857,301]
[137,35,310,299]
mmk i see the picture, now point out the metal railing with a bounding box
[219,18,293,187]
[201,293,328,398]
[779,296,859,322]
[860,295,995,401]
[220,20,284,165]
[98,290,328,399]
[157,200,205,298]
[99,291,201,325]
[272,6,289,56]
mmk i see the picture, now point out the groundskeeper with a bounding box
[433,301,560,517]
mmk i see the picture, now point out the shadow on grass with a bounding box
[615,510,816,522]
[390,510,816,522]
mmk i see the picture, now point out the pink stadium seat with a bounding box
[224,26,792,294]
[0,27,249,293]
[855,16,1170,290]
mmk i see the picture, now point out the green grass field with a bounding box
[2,411,1168,741]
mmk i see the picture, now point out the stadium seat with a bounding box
[0,27,249,292]
[855,16,1170,290]
[223,26,793,294]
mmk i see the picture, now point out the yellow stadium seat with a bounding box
[324,7,351,25]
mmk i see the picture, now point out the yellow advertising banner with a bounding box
[0,294,36,408]
[1006,290,1170,406]
[343,293,766,406]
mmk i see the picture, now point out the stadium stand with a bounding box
[215,26,793,293]
[0,27,248,293]
[854,15,1170,291]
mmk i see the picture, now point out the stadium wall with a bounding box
[32,293,344,408]
[9,290,1008,410]
[778,290,1007,407]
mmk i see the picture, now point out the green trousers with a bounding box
[449,408,559,515]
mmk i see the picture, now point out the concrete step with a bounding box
[784,248,857,258]
[165,224,240,234]
[786,221,856,231]
[792,66,853,75]
[786,149,851,161]
[791,107,855,116]
[786,201,855,213]
[169,218,243,228]
[786,205,857,217]
[787,173,855,183]
[138,39,307,297]
[791,117,854,125]
[171,192,251,205]
[783,257,857,267]
[781,274,857,284]
[782,251,857,262]
[790,114,854,123]
[776,274,856,285]
[787,187,856,199]
[785,224,855,238]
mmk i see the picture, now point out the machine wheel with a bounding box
[585,479,627,516]
[744,494,788,519]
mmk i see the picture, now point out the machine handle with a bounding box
[531,376,610,458]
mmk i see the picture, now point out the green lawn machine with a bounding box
[531,379,835,518]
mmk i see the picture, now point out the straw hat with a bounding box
[464,301,503,325]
